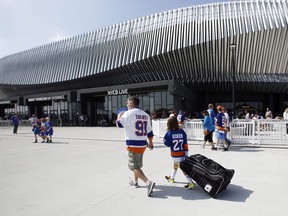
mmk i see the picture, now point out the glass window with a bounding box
[154,92,161,105]
[112,96,117,108]
[161,92,167,109]
[143,95,149,106]
[167,93,173,108]
[121,95,127,107]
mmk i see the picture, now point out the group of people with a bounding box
[9,113,54,143]
[203,104,231,151]
[30,115,54,143]
[116,96,198,197]
[242,107,273,120]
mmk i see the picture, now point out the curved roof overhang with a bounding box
[0,0,288,98]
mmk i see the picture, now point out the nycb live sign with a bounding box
[107,89,128,95]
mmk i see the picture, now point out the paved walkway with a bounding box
[1,126,288,216]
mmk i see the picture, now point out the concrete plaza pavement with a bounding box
[1,126,288,216]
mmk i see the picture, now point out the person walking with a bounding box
[202,110,215,148]
[45,117,54,143]
[32,118,41,143]
[10,113,20,134]
[283,107,288,134]
[207,104,216,126]
[265,108,273,119]
[177,110,186,128]
[214,106,229,151]
[163,116,195,189]
[223,108,232,146]
[116,96,155,197]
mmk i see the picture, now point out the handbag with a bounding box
[203,129,209,136]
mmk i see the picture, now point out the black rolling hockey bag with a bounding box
[180,154,235,198]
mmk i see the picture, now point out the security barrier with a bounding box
[152,119,288,146]
[0,120,32,128]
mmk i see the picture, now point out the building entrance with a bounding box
[89,90,173,126]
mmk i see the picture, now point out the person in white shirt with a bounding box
[283,107,288,134]
[265,108,273,119]
[116,96,155,197]
[223,108,232,146]
[245,110,250,119]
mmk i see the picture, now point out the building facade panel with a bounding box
[0,0,288,125]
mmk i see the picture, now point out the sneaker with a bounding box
[147,181,155,197]
[128,178,139,188]
[212,146,217,151]
[46,139,49,143]
[33,140,38,143]
[41,140,45,143]
[185,182,195,189]
[133,182,139,188]
[165,176,174,183]
[223,147,229,151]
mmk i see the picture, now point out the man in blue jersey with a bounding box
[177,110,186,128]
[10,113,20,134]
[214,106,229,151]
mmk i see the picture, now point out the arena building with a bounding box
[0,0,288,126]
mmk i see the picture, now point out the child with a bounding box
[32,118,41,143]
[39,118,46,143]
[163,116,195,189]
[45,117,53,143]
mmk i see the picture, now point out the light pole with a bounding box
[230,43,236,119]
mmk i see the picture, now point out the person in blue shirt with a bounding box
[202,110,215,148]
[207,104,216,144]
[10,113,20,134]
[214,106,229,151]
[32,118,41,143]
[45,117,54,143]
[207,104,216,125]
[177,110,187,128]
[163,116,195,189]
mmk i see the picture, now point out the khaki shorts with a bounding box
[128,151,143,170]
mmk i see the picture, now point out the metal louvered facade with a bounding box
[0,0,288,124]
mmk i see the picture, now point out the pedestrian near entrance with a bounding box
[202,110,215,148]
[207,104,216,126]
[45,117,54,143]
[29,114,37,131]
[10,113,19,134]
[214,106,229,151]
[163,116,195,190]
[207,103,216,144]
[283,107,288,134]
[265,108,273,119]
[223,108,232,146]
[116,96,155,197]
[177,110,186,128]
[32,118,41,143]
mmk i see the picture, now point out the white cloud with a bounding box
[48,33,69,43]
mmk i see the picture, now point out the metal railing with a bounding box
[152,119,288,147]
[0,120,32,128]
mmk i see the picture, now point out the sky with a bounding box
[0,0,230,58]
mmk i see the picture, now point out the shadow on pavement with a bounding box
[216,184,253,202]
[151,184,253,202]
